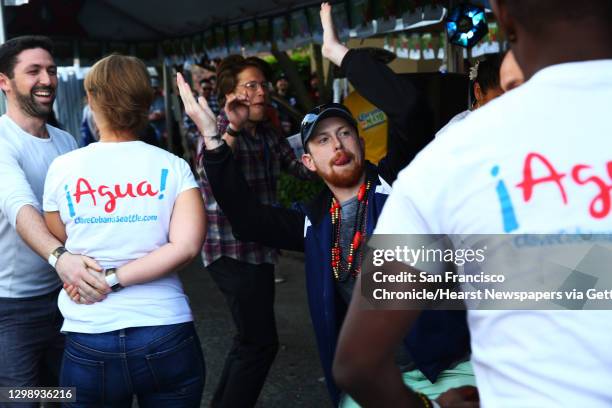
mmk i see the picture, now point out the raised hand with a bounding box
[224,92,250,131]
[176,72,218,139]
[320,2,349,66]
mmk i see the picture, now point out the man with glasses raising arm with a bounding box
[190,55,312,408]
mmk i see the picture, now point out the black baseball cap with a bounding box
[300,103,358,148]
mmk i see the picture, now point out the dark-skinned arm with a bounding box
[332,261,424,407]
[333,259,478,408]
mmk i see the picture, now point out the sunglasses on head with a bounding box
[300,103,349,129]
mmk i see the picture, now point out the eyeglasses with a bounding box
[237,81,270,92]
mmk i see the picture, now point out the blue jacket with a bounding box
[299,164,470,404]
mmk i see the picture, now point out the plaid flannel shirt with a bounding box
[207,94,220,116]
[197,111,312,267]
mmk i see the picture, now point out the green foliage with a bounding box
[264,48,313,82]
[262,55,277,65]
[277,172,325,208]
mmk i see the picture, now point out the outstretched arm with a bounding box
[320,2,350,67]
[202,143,305,251]
[177,72,306,252]
[0,137,108,303]
[320,2,429,182]
[333,280,422,407]
[321,2,421,127]
[22,207,108,303]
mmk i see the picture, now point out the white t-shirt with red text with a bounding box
[375,60,612,407]
[43,141,198,333]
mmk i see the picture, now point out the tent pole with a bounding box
[0,1,6,44]
[0,3,5,115]
[162,61,175,153]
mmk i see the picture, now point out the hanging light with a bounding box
[446,4,488,48]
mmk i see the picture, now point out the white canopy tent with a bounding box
[0,0,491,144]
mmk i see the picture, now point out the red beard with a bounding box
[316,150,365,188]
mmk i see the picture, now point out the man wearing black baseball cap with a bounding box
[177,23,471,406]
[299,103,364,195]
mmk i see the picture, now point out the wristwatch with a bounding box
[48,246,68,268]
[225,125,241,137]
[104,268,124,292]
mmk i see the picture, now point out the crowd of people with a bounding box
[0,0,611,407]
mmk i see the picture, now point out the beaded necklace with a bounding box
[330,181,371,281]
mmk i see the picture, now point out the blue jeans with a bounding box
[60,322,205,407]
[0,288,64,408]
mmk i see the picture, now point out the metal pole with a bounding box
[0,2,6,115]
[162,61,174,153]
[0,1,6,45]
[444,0,465,74]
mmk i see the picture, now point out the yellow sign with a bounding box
[343,91,388,164]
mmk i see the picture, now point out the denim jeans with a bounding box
[0,288,64,408]
[60,322,205,408]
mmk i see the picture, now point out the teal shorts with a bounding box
[339,361,475,407]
